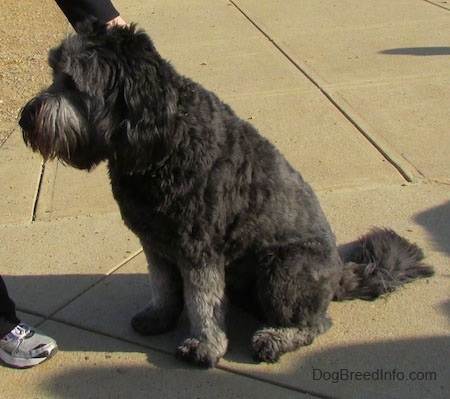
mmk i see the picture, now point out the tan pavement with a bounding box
[0,1,449,398]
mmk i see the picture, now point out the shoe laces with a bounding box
[1,323,44,355]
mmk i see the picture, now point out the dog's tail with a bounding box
[333,228,434,301]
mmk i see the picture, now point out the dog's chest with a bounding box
[109,169,178,239]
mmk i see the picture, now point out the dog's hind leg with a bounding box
[131,247,184,335]
[176,262,228,368]
[251,240,339,362]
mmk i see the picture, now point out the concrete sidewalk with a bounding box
[1,0,449,398]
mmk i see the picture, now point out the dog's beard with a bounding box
[20,92,106,170]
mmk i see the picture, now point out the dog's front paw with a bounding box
[131,307,179,335]
[176,338,225,368]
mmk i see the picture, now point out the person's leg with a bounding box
[0,276,20,337]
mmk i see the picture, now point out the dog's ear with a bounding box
[113,74,179,173]
[110,30,180,173]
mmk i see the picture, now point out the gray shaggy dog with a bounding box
[20,22,434,367]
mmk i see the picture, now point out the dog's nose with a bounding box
[19,97,42,151]
[50,73,77,94]
[19,98,38,134]
[19,95,55,160]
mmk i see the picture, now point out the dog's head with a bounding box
[20,20,178,172]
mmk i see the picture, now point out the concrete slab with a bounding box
[0,320,311,399]
[246,12,450,85]
[334,76,450,182]
[0,214,141,317]
[121,0,261,46]
[228,0,450,182]
[156,38,315,99]
[232,0,446,34]
[0,130,42,224]
[231,0,449,84]
[34,161,119,221]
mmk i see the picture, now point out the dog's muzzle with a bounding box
[20,92,89,162]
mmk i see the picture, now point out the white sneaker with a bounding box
[0,322,58,368]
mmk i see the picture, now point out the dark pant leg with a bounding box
[0,276,20,336]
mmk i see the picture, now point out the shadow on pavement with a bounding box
[3,271,448,398]
[414,200,450,256]
[380,47,450,56]
[36,324,449,399]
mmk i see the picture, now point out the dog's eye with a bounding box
[61,73,78,90]
[48,47,62,70]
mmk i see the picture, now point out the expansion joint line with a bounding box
[423,0,450,11]
[31,161,46,222]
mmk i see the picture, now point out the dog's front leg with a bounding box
[176,263,228,368]
[131,248,184,335]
